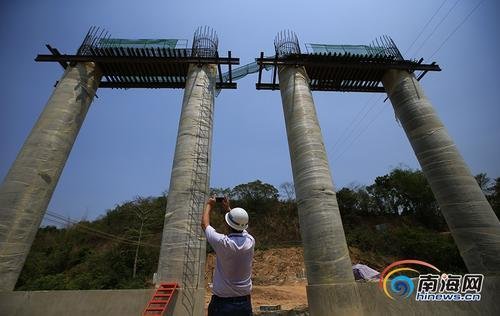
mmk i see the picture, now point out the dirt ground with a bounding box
[204,283,308,313]
[205,247,308,286]
[204,247,308,312]
[203,246,388,312]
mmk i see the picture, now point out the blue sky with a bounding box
[1,0,499,222]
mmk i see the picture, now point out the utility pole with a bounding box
[133,220,144,279]
[131,197,152,279]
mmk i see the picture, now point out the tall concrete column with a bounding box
[278,66,362,315]
[0,62,101,290]
[157,63,216,316]
[383,69,500,275]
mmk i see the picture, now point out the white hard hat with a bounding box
[225,207,249,231]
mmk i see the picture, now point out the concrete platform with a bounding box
[356,276,500,316]
[1,278,498,315]
[0,288,207,316]
[0,289,154,315]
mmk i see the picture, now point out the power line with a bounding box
[404,0,449,55]
[44,211,159,248]
[44,213,142,247]
[412,0,462,58]
[44,217,72,227]
[429,0,487,59]
[46,215,158,248]
[331,96,386,163]
[327,4,443,160]
[330,97,380,155]
[329,0,473,164]
[327,95,383,162]
[328,94,377,154]
[44,215,135,245]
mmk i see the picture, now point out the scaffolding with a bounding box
[305,36,403,60]
[180,78,212,314]
[99,38,187,50]
[179,26,217,315]
[36,26,238,89]
[256,32,439,92]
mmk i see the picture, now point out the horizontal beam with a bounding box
[255,83,279,90]
[315,86,386,93]
[256,83,386,93]
[45,45,68,69]
[256,56,441,72]
[99,81,237,89]
[36,54,240,65]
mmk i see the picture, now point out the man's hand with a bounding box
[201,196,216,231]
[207,196,216,208]
[222,197,231,212]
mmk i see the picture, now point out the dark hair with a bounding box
[228,225,243,234]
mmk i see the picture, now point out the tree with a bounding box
[230,180,280,219]
[475,173,493,195]
[488,178,500,219]
[279,182,295,202]
[366,168,444,229]
[337,188,361,226]
[210,187,234,199]
[130,196,153,278]
[232,180,279,202]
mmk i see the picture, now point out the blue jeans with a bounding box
[207,295,252,316]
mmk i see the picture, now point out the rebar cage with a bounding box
[256,31,439,91]
[274,30,301,57]
[192,26,219,58]
[37,26,239,90]
[77,26,188,55]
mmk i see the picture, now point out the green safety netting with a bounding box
[306,44,387,57]
[99,38,187,49]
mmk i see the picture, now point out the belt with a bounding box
[211,294,251,302]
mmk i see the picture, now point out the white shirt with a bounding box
[205,225,255,297]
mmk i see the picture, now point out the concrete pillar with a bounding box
[382,69,500,275]
[0,62,101,290]
[157,64,216,316]
[278,65,362,316]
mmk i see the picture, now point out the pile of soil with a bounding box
[204,246,390,312]
[205,247,306,286]
[204,247,307,312]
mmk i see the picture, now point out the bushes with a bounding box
[345,224,466,273]
[18,167,494,290]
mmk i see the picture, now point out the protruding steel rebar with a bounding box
[274,30,301,57]
[192,26,218,58]
[368,35,403,60]
[77,26,110,55]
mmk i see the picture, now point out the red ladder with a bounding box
[143,282,179,315]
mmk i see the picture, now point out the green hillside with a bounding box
[16,168,499,290]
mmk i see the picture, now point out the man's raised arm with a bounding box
[201,196,216,231]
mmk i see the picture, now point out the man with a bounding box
[201,196,255,316]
